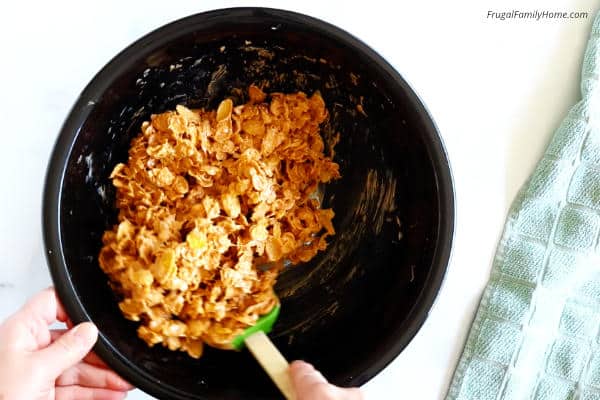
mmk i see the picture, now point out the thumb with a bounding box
[35,322,98,379]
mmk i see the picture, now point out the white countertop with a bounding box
[1,0,598,398]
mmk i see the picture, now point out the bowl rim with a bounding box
[42,7,455,399]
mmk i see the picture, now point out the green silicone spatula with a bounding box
[231,305,295,400]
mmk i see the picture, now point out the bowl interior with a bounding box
[45,8,453,400]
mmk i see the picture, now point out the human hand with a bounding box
[0,287,133,400]
[290,361,363,400]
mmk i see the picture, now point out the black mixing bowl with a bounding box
[43,7,454,400]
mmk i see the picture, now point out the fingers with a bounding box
[35,322,98,379]
[83,351,112,369]
[16,287,67,326]
[290,360,328,386]
[290,361,363,400]
[335,386,363,400]
[50,328,68,341]
[56,362,134,391]
[0,288,67,351]
[51,330,114,370]
[54,386,128,400]
[290,361,333,400]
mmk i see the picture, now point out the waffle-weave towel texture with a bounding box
[446,12,600,400]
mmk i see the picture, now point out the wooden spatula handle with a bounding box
[244,331,296,400]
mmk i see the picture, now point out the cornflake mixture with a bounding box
[99,86,340,358]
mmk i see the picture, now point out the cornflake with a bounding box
[99,86,340,358]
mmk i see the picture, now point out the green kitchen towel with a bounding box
[446,12,600,400]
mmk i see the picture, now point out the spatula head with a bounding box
[232,305,280,351]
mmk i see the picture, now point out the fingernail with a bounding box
[73,322,98,343]
[292,360,313,371]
